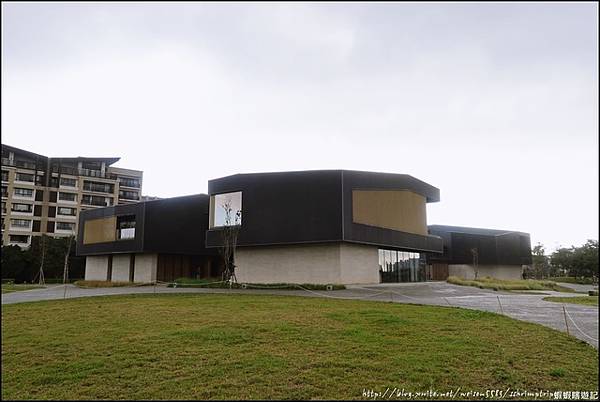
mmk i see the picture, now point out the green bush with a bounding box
[447,276,575,293]
[74,281,143,288]
[549,277,595,285]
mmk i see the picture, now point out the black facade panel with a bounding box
[519,235,532,265]
[346,223,443,253]
[206,171,344,247]
[450,233,498,265]
[426,225,532,266]
[35,190,44,202]
[143,194,215,255]
[495,232,523,265]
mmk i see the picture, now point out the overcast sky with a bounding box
[2,2,598,251]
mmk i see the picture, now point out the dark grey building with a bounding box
[75,170,532,284]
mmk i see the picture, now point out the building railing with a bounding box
[83,182,114,193]
[2,158,38,170]
[59,166,113,179]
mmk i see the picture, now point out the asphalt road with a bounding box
[2,281,598,348]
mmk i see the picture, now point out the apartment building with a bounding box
[1,144,143,248]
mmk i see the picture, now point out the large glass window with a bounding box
[119,190,139,200]
[11,219,31,228]
[56,222,75,231]
[116,215,136,239]
[118,177,140,188]
[57,207,76,216]
[82,195,112,206]
[83,181,114,193]
[11,203,33,213]
[9,234,29,244]
[60,177,77,187]
[13,188,34,198]
[15,172,34,183]
[58,192,77,202]
[378,249,426,283]
[211,191,242,228]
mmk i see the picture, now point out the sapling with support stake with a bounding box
[62,235,75,299]
[219,199,242,287]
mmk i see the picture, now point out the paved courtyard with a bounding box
[2,281,598,348]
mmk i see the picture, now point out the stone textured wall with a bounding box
[111,254,131,282]
[84,255,109,281]
[449,264,523,280]
[134,253,157,283]
[235,242,379,284]
[339,243,379,284]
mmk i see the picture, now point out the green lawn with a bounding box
[447,276,576,293]
[2,294,598,400]
[543,296,599,307]
[1,284,45,294]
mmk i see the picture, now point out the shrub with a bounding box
[167,280,345,291]
[447,276,575,293]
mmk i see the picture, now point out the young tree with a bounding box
[471,247,479,279]
[219,200,241,284]
[531,243,549,279]
[62,235,75,298]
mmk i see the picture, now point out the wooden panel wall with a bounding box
[352,190,427,235]
[83,216,116,244]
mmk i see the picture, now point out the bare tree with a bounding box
[37,234,47,285]
[219,200,241,285]
[471,247,479,280]
[63,235,75,299]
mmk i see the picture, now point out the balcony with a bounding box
[119,191,139,201]
[2,158,37,170]
[81,195,112,207]
[83,182,114,194]
[59,166,112,179]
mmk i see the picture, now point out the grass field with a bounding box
[2,294,598,400]
[1,284,45,294]
[447,276,576,293]
[543,296,599,307]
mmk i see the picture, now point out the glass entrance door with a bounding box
[378,249,426,283]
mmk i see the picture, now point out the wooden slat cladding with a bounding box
[83,216,116,244]
[352,190,427,235]
[431,263,449,281]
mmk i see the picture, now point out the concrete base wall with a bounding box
[134,253,157,283]
[339,243,379,284]
[235,242,379,285]
[85,256,109,281]
[111,254,131,282]
[449,264,523,280]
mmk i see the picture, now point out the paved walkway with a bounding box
[2,282,598,348]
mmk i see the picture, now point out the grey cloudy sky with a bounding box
[2,2,598,251]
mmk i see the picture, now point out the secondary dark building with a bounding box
[427,225,532,280]
[77,194,220,283]
[76,170,532,284]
